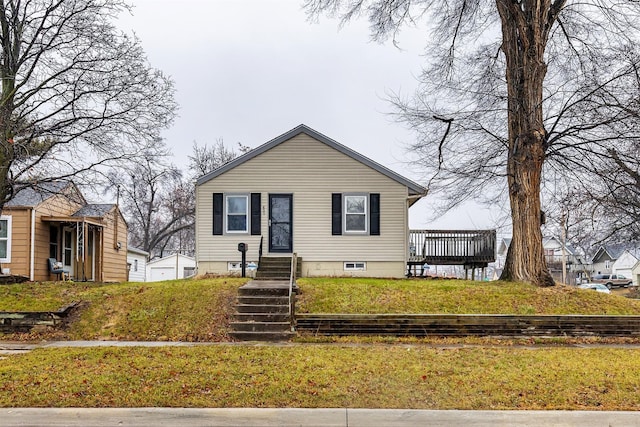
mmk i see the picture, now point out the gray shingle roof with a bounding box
[5,181,74,207]
[73,204,115,218]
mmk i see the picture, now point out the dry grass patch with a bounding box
[1,345,639,410]
[0,278,248,342]
[296,278,640,315]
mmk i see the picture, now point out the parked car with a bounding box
[591,274,633,289]
[578,283,612,294]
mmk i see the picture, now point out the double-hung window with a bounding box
[226,195,248,233]
[344,195,367,233]
[0,216,11,263]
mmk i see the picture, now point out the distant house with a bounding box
[194,124,426,278]
[1,181,128,282]
[591,244,640,277]
[497,236,586,284]
[127,247,149,282]
[611,250,639,283]
[146,253,196,282]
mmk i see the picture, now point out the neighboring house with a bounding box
[0,181,128,282]
[497,236,585,284]
[195,124,426,278]
[127,247,149,282]
[611,250,639,283]
[632,261,640,287]
[146,253,196,282]
[591,244,640,277]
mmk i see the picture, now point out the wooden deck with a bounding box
[409,229,496,268]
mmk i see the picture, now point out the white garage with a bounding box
[146,254,196,282]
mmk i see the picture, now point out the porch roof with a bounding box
[41,216,105,227]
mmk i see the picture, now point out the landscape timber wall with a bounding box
[296,314,640,337]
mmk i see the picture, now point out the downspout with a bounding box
[29,208,36,280]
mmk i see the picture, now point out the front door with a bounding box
[269,194,292,253]
[62,227,74,278]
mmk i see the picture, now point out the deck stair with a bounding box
[255,256,302,281]
[229,281,296,341]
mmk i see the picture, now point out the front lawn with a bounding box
[296,278,640,315]
[1,345,639,410]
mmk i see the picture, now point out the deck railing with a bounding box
[409,229,496,266]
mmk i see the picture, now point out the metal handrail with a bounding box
[289,252,297,332]
[258,236,263,265]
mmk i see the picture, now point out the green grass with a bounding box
[1,345,640,409]
[296,278,640,315]
[0,278,249,341]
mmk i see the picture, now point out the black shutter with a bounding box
[370,193,380,236]
[250,193,261,235]
[331,193,342,235]
[213,193,223,235]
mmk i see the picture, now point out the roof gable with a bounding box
[195,124,426,196]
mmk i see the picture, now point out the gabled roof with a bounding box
[195,124,427,196]
[73,204,115,218]
[5,181,85,208]
[591,243,640,263]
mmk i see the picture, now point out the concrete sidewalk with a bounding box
[2,408,640,426]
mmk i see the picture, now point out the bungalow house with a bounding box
[0,181,128,282]
[195,124,426,278]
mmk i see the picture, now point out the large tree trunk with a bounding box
[496,0,556,286]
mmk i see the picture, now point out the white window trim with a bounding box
[344,262,366,271]
[0,215,12,263]
[225,194,249,234]
[343,194,368,234]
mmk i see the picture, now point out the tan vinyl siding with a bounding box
[196,134,410,277]
[100,209,128,282]
[0,209,31,277]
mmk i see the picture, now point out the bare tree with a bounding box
[109,154,193,258]
[188,139,249,179]
[304,0,640,286]
[0,0,176,206]
[116,139,246,258]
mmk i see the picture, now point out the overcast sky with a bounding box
[117,0,505,231]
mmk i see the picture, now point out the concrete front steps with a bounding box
[229,281,296,341]
[255,256,302,281]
